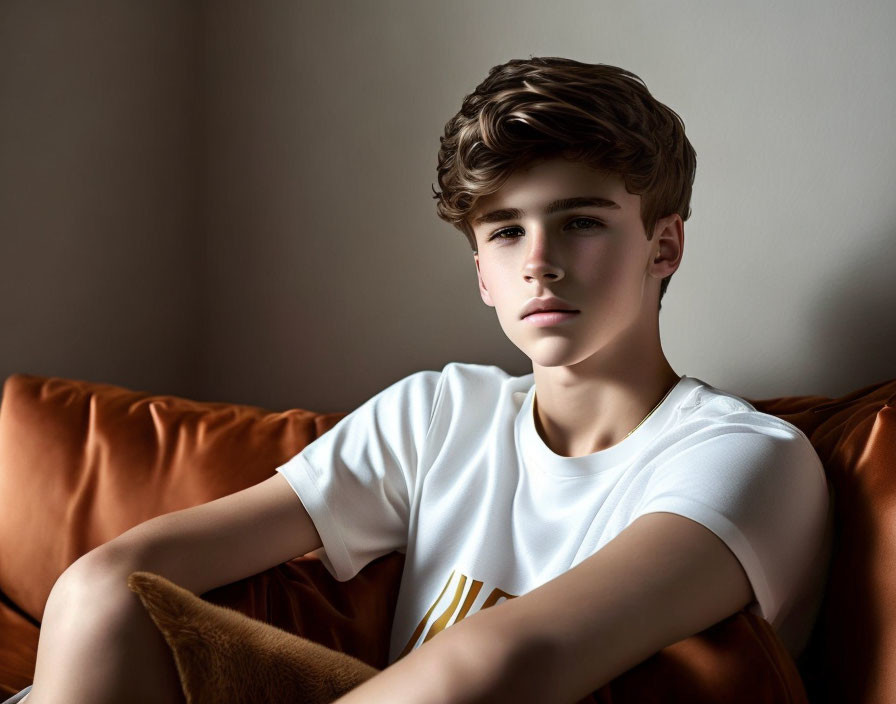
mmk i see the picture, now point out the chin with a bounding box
[531,358,585,370]
[520,346,589,369]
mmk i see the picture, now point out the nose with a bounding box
[522,228,565,283]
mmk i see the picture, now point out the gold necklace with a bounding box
[622,376,682,440]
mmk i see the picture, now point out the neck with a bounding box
[532,358,681,458]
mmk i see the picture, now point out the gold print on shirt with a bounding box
[398,568,518,658]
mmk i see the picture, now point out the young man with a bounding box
[15,57,831,704]
[292,58,830,701]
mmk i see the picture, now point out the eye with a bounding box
[568,217,604,230]
[486,217,605,242]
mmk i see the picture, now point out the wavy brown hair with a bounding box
[431,56,696,310]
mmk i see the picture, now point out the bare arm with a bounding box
[333,511,753,704]
[67,472,322,595]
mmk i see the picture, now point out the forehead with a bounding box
[469,157,638,224]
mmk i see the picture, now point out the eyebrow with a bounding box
[471,196,621,226]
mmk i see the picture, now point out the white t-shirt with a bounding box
[275,362,833,663]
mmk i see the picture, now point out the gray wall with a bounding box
[0,1,203,399]
[2,0,894,413]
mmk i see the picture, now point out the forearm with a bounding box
[333,614,551,704]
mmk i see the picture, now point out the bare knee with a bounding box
[28,548,185,704]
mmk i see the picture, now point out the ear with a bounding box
[474,253,495,308]
[650,214,684,278]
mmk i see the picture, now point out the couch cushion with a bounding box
[0,373,347,622]
[0,596,38,699]
[747,377,896,704]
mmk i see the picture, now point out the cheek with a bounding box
[573,255,638,302]
[478,258,507,289]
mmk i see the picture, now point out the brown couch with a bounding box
[0,371,893,703]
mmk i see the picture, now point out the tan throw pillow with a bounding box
[127,571,380,704]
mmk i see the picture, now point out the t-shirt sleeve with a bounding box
[275,369,442,581]
[629,424,831,628]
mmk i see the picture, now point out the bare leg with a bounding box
[26,555,185,704]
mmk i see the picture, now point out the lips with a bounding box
[523,308,578,318]
[520,297,579,319]
[523,309,580,327]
